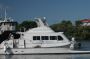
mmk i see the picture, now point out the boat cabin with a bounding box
[17,17,70,48]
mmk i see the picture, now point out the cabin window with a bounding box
[33,36,40,40]
[50,36,57,40]
[12,23,15,26]
[41,36,48,40]
[4,23,5,25]
[58,36,63,40]
[10,23,14,26]
[10,24,12,26]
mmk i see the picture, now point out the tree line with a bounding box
[16,20,90,41]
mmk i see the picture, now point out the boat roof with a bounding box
[23,17,55,34]
[18,17,65,36]
[25,26,54,33]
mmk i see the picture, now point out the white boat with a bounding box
[0,17,90,55]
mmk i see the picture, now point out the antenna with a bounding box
[5,8,7,21]
[0,5,2,17]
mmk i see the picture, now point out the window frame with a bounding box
[57,36,63,40]
[41,36,49,40]
[50,36,57,40]
[33,36,40,40]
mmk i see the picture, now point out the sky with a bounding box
[0,0,90,24]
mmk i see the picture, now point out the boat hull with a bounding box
[0,48,90,55]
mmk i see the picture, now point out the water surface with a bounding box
[0,54,90,59]
[1,41,90,59]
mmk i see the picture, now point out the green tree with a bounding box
[75,20,82,26]
[51,20,73,39]
[74,20,90,40]
[17,20,37,31]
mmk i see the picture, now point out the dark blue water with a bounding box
[0,54,90,59]
[0,41,90,59]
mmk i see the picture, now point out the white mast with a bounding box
[0,6,2,17]
[5,8,7,21]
